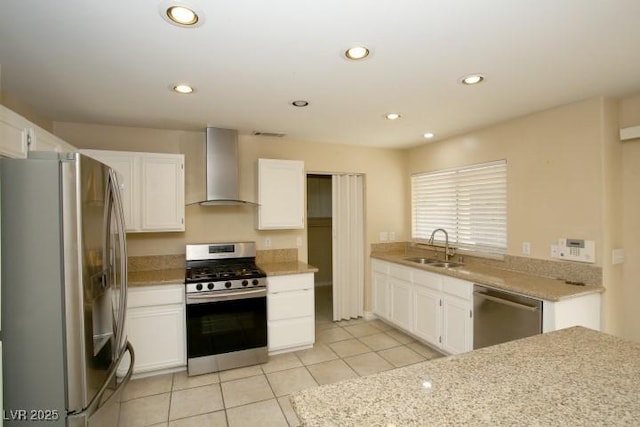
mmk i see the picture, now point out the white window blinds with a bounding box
[411,160,507,254]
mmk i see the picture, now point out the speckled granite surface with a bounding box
[372,252,603,302]
[258,261,319,276]
[291,327,640,426]
[127,249,316,286]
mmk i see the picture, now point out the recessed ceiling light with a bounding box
[173,84,194,94]
[345,46,370,61]
[459,74,485,85]
[291,100,309,107]
[160,2,204,27]
[423,132,435,139]
[167,6,198,25]
[385,113,401,120]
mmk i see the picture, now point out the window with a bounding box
[411,160,507,255]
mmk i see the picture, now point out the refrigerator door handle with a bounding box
[68,341,135,422]
[107,169,129,355]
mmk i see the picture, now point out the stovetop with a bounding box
[185,242,266,293]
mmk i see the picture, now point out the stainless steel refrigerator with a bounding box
[1,152,134,426]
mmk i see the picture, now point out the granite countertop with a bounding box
[372,252,604,302]
[128,268,185,287]
[258,261,319,276]
[291,327,640,426]
[127,257,318,287]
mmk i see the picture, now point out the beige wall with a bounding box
[619,93,640,342]
[407,98,605,262]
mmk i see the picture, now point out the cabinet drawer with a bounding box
[413,270,442,291]
[128,284,184,308]
[267,273,314,293]
[372,259,389,274]
[442,277,473,300]
[268,317,314,351]
[389,264,412,281]
[268,289,313,321]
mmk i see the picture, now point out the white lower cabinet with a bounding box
[373,260,473,355]
[413,273,442,347]
[389,277,413,332]
[372,260,390,320]
[118,284,186,377]
[267,273,315,354]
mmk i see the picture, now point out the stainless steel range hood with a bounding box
[200,128,257,206]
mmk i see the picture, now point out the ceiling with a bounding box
[1,1,640,149]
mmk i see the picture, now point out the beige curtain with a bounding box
[331,174,364,321]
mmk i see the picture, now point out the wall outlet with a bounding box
[379,231,388,242]
[296,236,302,247]
[389,231,396,241]
[522,242,531,256]
[550,244,559,258]
[264,237,272,248]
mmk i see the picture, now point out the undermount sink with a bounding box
[429,261,464,269]
[404,257,440,264]
[404,257,463,269]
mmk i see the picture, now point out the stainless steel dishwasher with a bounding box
[473,285,542,349]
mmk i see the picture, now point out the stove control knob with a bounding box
[207,283,214,290]
[196,283,203,291]
[252,279,260,286]
[242,280,249,287]
[225,281,232,288]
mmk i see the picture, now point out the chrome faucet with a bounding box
[428,228,452,261]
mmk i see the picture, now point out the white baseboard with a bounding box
[363,311,377,321]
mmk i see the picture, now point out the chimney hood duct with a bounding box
[200,128,257,206]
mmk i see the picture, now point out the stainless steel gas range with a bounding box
[185,242,268,376]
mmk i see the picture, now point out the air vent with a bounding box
[252,131,286,138]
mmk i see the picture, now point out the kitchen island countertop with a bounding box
[291,326,640,426]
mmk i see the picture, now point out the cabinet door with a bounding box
[140,154,185,231]
[441,294,472,354]
[389,277,413,332]
[120,304,186,374]
[372,271,389,320]
[29,127,76,152]
[268,317,314,352]
[0,110,28,159]
[268,289,314,321]
[413,285,441,347]
[258,159,304,230]
[80,150,137,231]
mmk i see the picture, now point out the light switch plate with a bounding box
[379,231,388,242]
[612,248,625,264]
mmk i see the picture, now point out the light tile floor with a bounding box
[117,285,443,427]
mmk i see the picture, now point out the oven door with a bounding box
[186,287,268,375]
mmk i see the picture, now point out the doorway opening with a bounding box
[307,174,333,322]
[307,173,365,322]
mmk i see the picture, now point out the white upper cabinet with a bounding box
[257,158,305,230]
[28,126,76,152]
[140,154,185,231]
[1,104,77,158]
[81,150,185,232]
[0,105,29,158]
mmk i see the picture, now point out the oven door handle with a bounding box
[186,288,267,304]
